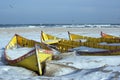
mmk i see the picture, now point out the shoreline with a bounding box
[0,27,120,33]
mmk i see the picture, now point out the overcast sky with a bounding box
[0,0,120,24]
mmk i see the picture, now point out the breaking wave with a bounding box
[0,24,120,28]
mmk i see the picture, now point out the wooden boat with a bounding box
[4,34,53,75]
[101,31,120,38]
[68,31,95,42]
[41,31,62,44]
[41,31,120,55]
[68,31,120,43]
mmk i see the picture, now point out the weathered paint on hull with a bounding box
[41,31,120,55]
[68,31,120,43]
[101,31,120,39]
[4,34,53,75]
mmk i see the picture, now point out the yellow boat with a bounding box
[68,31,96,42]
[4,34,53,75]
[41,31,62,44]
[41,31,120,55]
[101,31,120,38]
[68,31,120,43]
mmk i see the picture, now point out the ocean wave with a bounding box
[0,24,120,28]
[28,26,36,28]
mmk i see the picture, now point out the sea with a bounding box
[0,24,120,28]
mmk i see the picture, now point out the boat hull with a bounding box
[101,31,120,38]
[4,34,53,75]
[68,31,120,43]
[41,31,120,55]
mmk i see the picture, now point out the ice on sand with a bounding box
[1,27,120,80]
[6,47,34,60]
[0,66,37,80]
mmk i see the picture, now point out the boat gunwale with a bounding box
[4,48,36,64]
[42,31,120,55]
[68,31,120,40]
[4,34,53,64]
[101,31,120,39]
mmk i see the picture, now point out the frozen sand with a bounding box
[6,47,34,60]
[0,27,120,80]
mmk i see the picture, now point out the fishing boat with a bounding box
[41,31,62,44]
[68,31,96,42]
[41,31,120,55]
[68,31,120,43]
[101,31,120,38]
[4,34,53,75]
